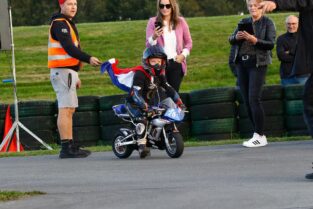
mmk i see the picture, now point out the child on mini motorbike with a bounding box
[126,45,185,158]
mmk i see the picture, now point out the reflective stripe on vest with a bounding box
[48,18,81,68]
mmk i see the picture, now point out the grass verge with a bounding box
[0,136,310,158]
[0,191,45,202]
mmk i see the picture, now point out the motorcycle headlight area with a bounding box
[135,123,146,135]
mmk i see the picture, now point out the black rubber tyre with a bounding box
[76,96,99,112]
[11,101,56,117]
[284,84,304,100]
[192,133,236,141]
[99,110,126,126]
[191,118,237,135]
[73,111,99,127]
[179,92,189,107]
[287,129,309,136]
[177,122,190,139]
[19,129,57,150]
[19,116,56,130]
[285,100,303,116]
[238,100,283,118]
[190,102,236,120]
[0,104,8,119]
[99,94,127,111]
[285,115,307,130]
[73,126,100,146]
[236,85,283,103]
[112,131,134,159]
[239,116,284,133]
[189,87,235,105]
[165,132,184,158]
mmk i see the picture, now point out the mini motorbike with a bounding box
[111,102,185,158]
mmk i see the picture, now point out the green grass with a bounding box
[0,13,296,103]
[0,191,45,202]
[0,135,310,158]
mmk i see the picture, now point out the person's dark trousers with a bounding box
[303,73,313,137]
[166,60,184,92]
[237,64,267,136]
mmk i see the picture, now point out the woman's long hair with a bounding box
[156,0,180,29]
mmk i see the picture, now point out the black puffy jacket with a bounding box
[229,16,276,67]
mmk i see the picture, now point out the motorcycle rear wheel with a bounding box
[112,131,134,159]
[165,132,184,158]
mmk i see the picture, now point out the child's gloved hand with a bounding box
[176,98,186,110]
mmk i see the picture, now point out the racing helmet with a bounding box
[142,45,167,74]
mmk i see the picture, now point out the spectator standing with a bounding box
[259,0,313,180]
[48,0,101,158]
[277,15,308,85]
[229,0,276,148]
[146,0,192,92]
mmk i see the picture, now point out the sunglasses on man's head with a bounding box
[159,4,171,9]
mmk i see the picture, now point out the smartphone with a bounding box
[238,22,254,35]
[154,21,163,29]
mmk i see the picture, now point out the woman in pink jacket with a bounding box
[146,0,192,92]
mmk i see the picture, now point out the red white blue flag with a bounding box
[100,59,150,92]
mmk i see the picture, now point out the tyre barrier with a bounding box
[238,100,284,118]
[284,84,304,100]
[11,101,57,117]
[284,100,303,116]
[238,116,284,137]
[73,126,100,146]
[2,85,312,150]
[76,96,99,112]
[99,94,127,111]
[236,85,283,103]
[189,87,235,106]
[191,118,237,136]
[18,116,57,149]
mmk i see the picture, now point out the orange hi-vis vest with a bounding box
[48,18,81,68]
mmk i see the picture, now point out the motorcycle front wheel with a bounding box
[112,131,134,159]
[165,132,184,158]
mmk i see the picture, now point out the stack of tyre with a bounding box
[189,87,237,140]
[284,85,308,136]
[177,92,190,140]
[11,101,57,150]
[0,104,8,139]
[72,96,100,146]
[237,85,284,138]
[99,94,129,145]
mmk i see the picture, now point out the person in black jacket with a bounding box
[229,0,276,148]
[259,0,313,180]
[127,45,184,158]
[277,15,308,85]
[49,0,101,159]
[228,44,239,87]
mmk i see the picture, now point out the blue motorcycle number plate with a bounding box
[164,108,184,121]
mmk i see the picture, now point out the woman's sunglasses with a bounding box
[159,4,171,9]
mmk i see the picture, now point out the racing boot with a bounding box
[305,163,313,180]
[138,144,150,159]
[59,140,91,159]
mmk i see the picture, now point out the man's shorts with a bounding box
[50,68,79,108]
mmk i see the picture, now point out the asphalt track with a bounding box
[0,141,313,209]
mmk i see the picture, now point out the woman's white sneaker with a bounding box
[243,133,268,148]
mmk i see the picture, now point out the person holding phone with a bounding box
[146,0,192,92]
[259,0,313,180]
[229,0,276,148]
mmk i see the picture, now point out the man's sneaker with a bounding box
[138,144,150,159]
[59,143,91,159]
[243,133,268,148]
[70,143,91,156]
